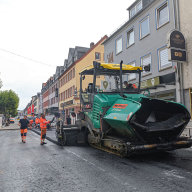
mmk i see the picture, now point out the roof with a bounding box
[58,35,108,80]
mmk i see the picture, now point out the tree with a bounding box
[0,90,19,117]
[0,78,2,89]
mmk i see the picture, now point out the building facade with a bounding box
[59,46,89,122]
[103,0,192,118]
[59,37,107,123]
[179,0,192,118]
[37,92,43,115]
[48,66,63,114]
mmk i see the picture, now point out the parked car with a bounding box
[9,118,15,123]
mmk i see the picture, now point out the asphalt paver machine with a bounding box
[56,61,192,156]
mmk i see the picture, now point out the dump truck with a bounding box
[55,61,192,156]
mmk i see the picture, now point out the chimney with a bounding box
[90,42,94,48]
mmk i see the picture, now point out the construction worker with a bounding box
[35,116,40,129]
[18,115,29,143]
[123,81,137,90]
[39,114,50,145]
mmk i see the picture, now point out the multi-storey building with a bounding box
[42,81,50,114]
[59,36,107,123]
[41,66,64,115]
[58,46,89,121]
[32,95,38,114]
[37,92,43,115]
[48,66,63,114]
[103,0,192,118]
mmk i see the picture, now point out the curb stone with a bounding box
[0,128,20,131]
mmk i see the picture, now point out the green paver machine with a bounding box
[56,61,192,156]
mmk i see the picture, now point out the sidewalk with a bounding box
[0,123,20,130]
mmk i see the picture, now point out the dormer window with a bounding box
[130,0,142,18]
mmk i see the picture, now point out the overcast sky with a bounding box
[0,0,134,110]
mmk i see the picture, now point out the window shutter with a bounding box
[159,48,171,69]
[142,55,151,66]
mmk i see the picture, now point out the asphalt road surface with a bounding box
[1,130,192,192]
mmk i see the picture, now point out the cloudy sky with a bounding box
[0,0,134,110]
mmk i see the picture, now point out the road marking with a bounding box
[163,170,185,179]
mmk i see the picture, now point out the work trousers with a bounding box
[41,128,47,143]
[20,129,27,142]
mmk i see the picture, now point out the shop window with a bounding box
[127,28,134,47]
[140,16,150,39]
[156,1,169,29]
[158,46,172,70]
[115,37,122,55]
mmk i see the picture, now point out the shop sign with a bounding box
[169,48,186,62]
[141,77,160,89]
[64,100,73,106]
[168,30,186,62]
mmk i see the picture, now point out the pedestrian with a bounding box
[18,115,29,143]
[39,114,50,145]
[66,115,71,125]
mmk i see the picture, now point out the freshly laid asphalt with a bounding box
[1,125,192,192]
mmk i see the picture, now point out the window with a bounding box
[73,85,75,95]
[116,37,122,55]
[130,7,136,18]
[95,52,101,60]
[141,54,151,75]
[73,68,75,78]
[130,1,142,18]
[70,87,72,97]
[158,47,172,70]
[128,62,136,80]
[127,29,134,47]
[156,2,169,28]
[136,1,142,12]
[140,16,150,39]
[70,71,72,80]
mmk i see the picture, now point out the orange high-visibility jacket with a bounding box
[35,118,40,124]
[29,119,33,125]
[39,117,50,129]
[132,84,137,89]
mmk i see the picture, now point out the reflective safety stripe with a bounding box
[41,129,47,141]
[20,129,27,139]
